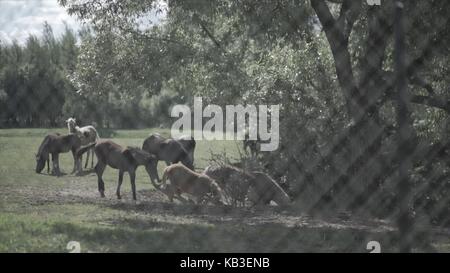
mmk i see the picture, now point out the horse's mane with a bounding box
[37,135,51,158]
[67,118,77,134]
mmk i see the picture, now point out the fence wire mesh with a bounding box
[0,0,449,253]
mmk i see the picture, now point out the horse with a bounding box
[77,140,158,201]
[35,133,82,176]
[142,133,195,181]
[203,164,291,207]
[66,117,99,169]
[247,172,291,207]
[155,163,226,205]
[203,164,253,207]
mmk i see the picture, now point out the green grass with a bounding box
[0,128,449,253]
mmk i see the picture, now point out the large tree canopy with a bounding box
[53,1,450,248]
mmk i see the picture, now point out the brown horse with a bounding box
[142,133,195,181]
[156,163,226,205]
[247,172,291,207]
[35,133,82,176]
[77,140,158,200]
[203,164,253,207]
[203,164,291,207]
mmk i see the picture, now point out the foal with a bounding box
[78,140,158,200]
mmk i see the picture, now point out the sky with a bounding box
[0,0,81,44]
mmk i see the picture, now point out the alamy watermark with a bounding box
[367,0,381,6]
[170,97,280,152]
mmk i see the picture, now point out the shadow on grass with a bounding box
[75,169,96,177]
[38,170,96,177]
[104,197,262,219]
[37,172,68,177]
[50,218,398,252]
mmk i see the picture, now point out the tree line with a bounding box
[0,23,179,128]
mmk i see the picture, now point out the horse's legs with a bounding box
[47,156,50,174]
[95,162,106,197]
[52,153,61,176]
[84,148,90,169]
[91,147,95,168]
[72,149,81,174]
[129,169,137,201]
[154,161,162,182]
[116,170,124,199]
[51,154,57,175]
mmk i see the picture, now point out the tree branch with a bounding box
[192,14,225,53]
[311,0,362,119]
[410,95,450,114]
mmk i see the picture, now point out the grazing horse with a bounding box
[142,133,195,181]
[203,164,291,207]
[203,164,253,207]
[35,133,82,176]
[247,172,291,207]
[77,140,158,201]
[66,117,99,169]
[155,163,225,205]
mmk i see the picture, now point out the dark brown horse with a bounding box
[78,140,158,200]
[35,133,82,176]
[142,133,195,181]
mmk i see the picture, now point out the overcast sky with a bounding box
[0,0,81,44]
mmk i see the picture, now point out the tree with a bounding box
[58,0,450,250]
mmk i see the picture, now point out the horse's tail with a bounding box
[37,135,51,157]
[76,142,96,158]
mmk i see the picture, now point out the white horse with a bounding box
[66,117,100,169]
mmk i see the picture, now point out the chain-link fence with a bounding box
[0,0,449,253]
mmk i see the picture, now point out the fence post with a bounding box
[394,0,415,253]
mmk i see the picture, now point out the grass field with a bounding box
[0,128,449,252]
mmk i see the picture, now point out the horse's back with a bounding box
[142,133,166,154]
[250,172,290,206]
[94,140,128,169]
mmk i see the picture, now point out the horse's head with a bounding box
[209,181,227,206]
[36,135,51,173]
[138,151,159,183]
[170,141,194,170]
[35,153,47,173]
[66,117,77,130]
